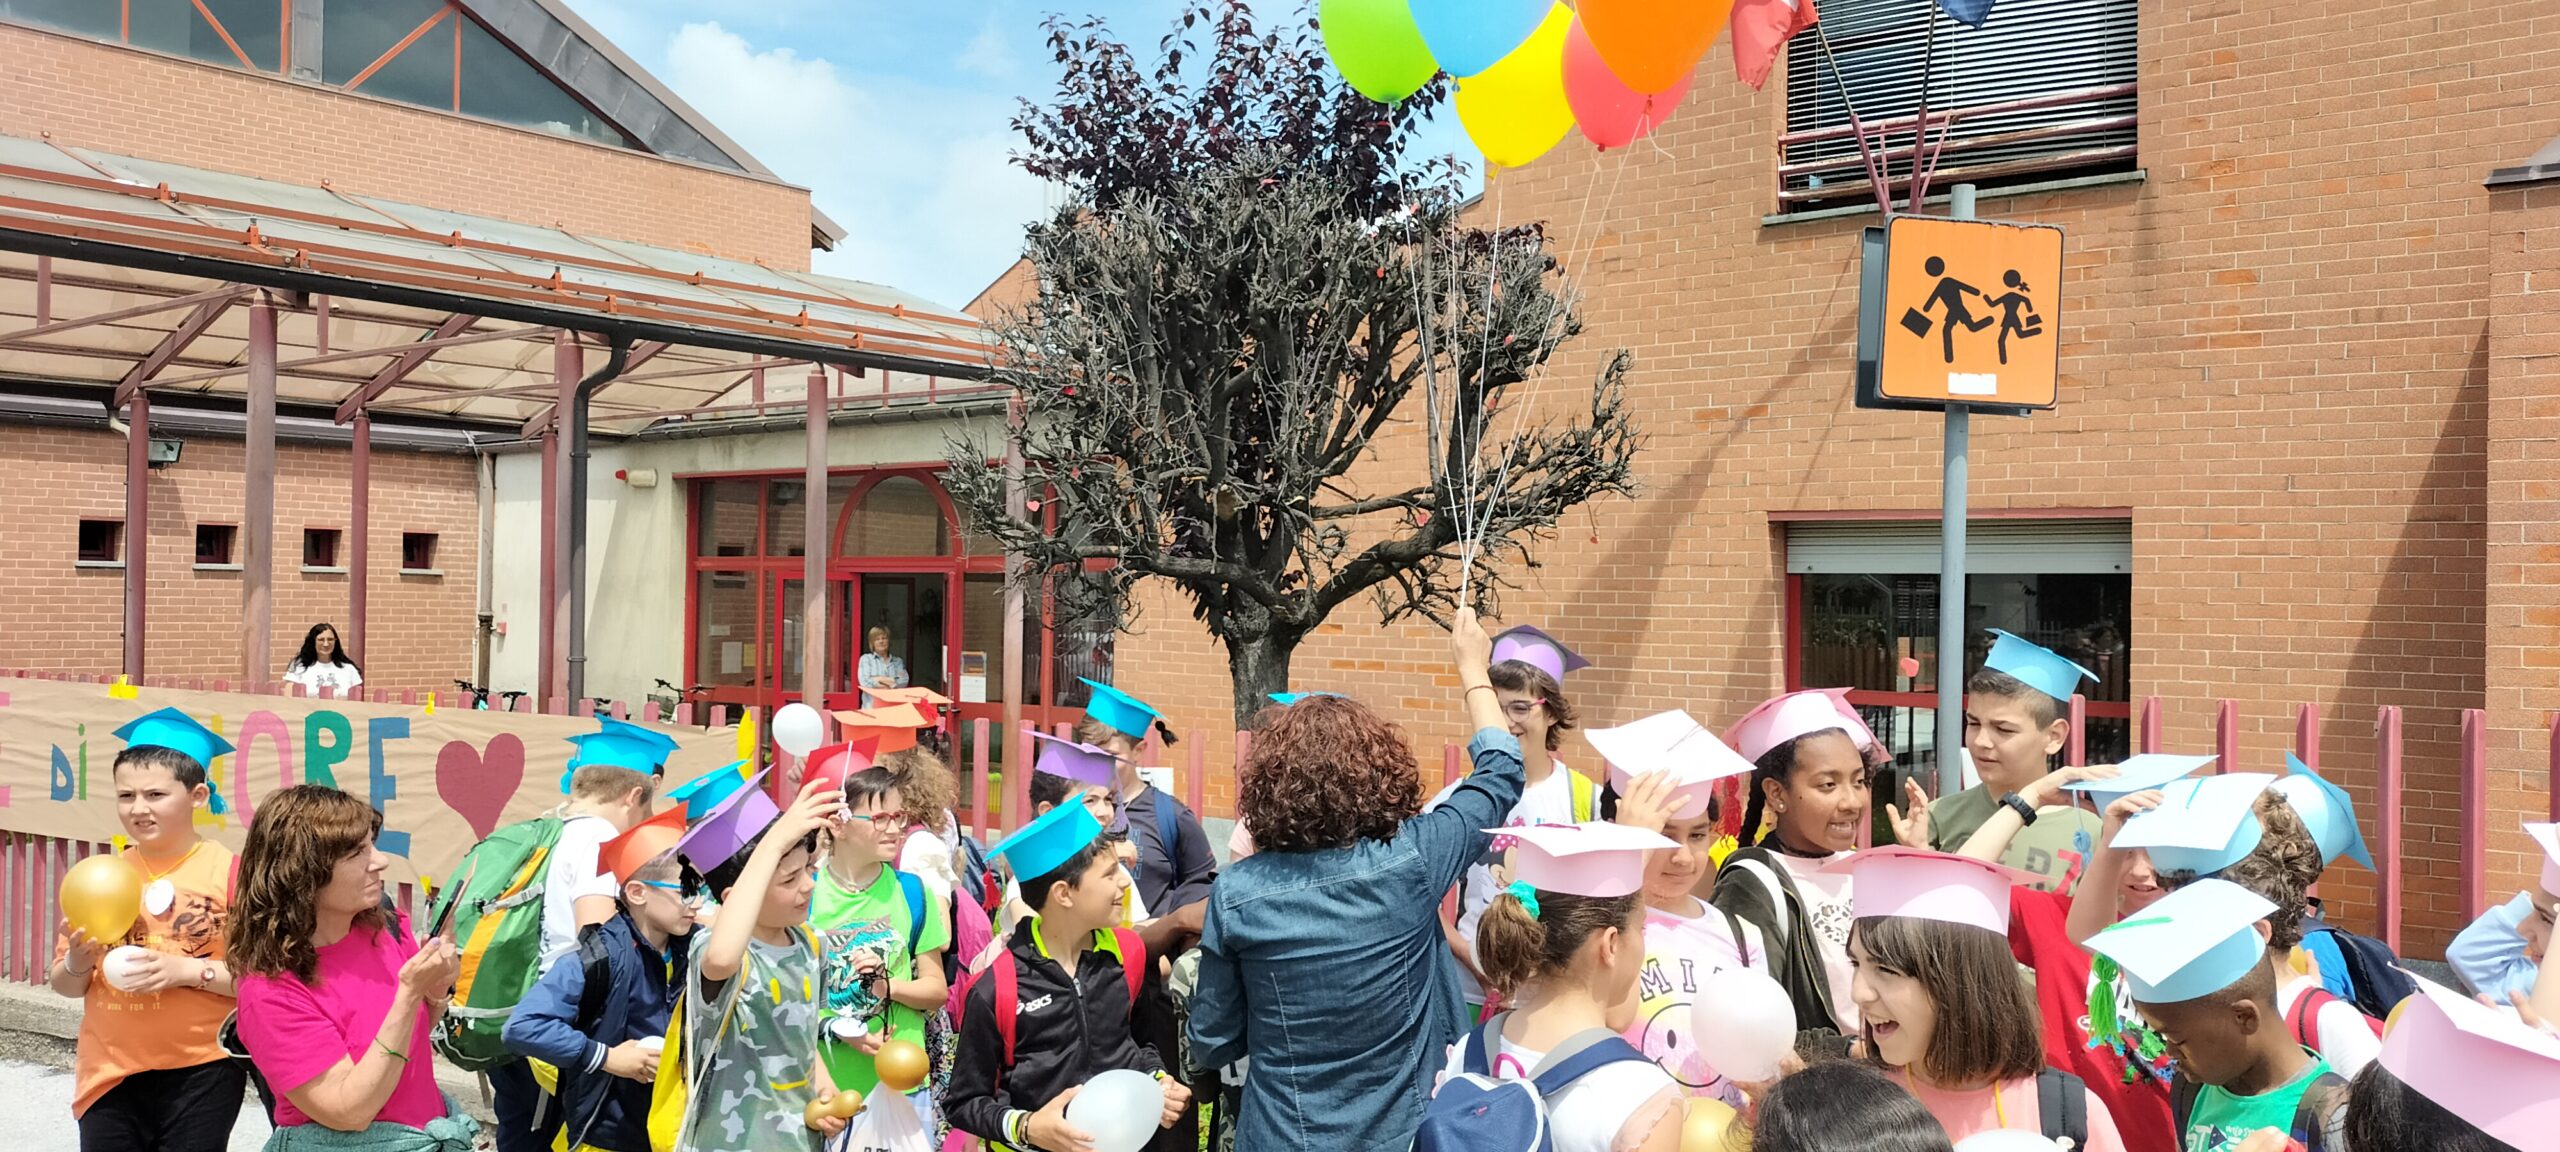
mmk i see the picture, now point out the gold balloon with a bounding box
[828,1091,867,1119]
[60,855,144,944]
[802,1096,833,1130]
[1683,1097,1746,1152]
[874,1037,930,1093]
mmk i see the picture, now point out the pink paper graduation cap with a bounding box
[1826,846,2037,935]
[1490,625,1590,683]
[1493,821,1677,898]
[1722,688,1878,764]
[2527,822,2560,896]
[1586,710,1756,820]
[2378,974,2560,1150]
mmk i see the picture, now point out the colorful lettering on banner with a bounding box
[0,676,736,881]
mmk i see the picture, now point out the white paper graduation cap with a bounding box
[2082,878,2276,1004]
[2109,772,2276,877]
[1587,710,1756,820]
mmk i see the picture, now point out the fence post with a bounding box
[2139,696,2162,755]
[2376,706,2404,953]
[2462,709,2487,924]
[2066,695,2087,767]
[1008,723,1034,837]
[1444,742,1463,788]
[2214,700,2238,773]
[2295,703,2320,772]
[970,719,992,842]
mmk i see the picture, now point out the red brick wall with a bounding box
[0,22,813,269]
[0,424,479,693]
[2483,181,2560,887]
[1088,0,2560,951]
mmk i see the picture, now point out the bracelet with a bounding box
[373,1039,408,1063]
[1464,684,1498,698]
[1997,791,2040,826]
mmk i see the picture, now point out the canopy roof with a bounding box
[0,132,1000,433]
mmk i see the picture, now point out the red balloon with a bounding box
[1563,18,1692,150]
[1579,0,1735,96]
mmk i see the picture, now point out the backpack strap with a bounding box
[2290,986,2332,1051]
[1527,1030,1650,1097]
[2035,1068,2088,1147]
[1723,855,1794,949]
[993,949,1019,1070]
[2288,1070,2351,1151]
[2170,1072,2202,1134]
[1460,1014,1506,1079]
[1112,926,1147,1006]
[895,869,927,962]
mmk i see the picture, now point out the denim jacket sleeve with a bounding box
[1409,729,1527,893]
[1186,894,1244,1073]
[2448,891,2541,1003]
[502,953,606,1073]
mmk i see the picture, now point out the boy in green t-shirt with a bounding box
[813,763,952,1110]
[2085,878,2349,1152]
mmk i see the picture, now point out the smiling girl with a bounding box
[1607,768,1768,1103]
[51,708,244,1152]
[1711,689,1882,1042]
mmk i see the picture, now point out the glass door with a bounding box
[852,572,951,707]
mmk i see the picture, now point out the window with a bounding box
[194,523,237,566]
[1779,0,2137,212]
[697,479,760,557]
[11,0,291,72]
[316,0,635,147]
[303,527,343,569]
[845,476,950,557]
[401,531,438,571]
[77,518,122,564]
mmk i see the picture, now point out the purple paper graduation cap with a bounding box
[675,769,780,872]
[1489,625,1589,683]
[1030,732,1120,787]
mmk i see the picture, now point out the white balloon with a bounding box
[1063,1068,1165,1152]
[100,945,154,993]
[1954,1131,2065,1152]
[771,702,826,757]
[1690,966,1796,1082]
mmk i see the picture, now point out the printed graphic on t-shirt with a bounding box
[822,918,897,1029]
[149,891,226,958]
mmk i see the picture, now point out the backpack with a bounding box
[426,814,567,1071]
[2173,1067,2351,1152]
[1416,1015,1653,1152]
[2033,1067,2090,1148]
[2286,985,2385,1053]
[954,830,996,912]
[962,927,1145,1092]
[2300,923,2418,1020]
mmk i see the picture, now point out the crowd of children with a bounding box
[44,615,2560,1152]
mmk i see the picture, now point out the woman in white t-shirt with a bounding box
[1438,821,1684,1152]
[282,622,364,699]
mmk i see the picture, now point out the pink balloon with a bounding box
[1562,17,1691,150]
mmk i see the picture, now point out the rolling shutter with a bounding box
[1785,519,2130,574]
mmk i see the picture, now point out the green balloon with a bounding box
[1320,0,1439,104]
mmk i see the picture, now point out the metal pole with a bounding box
[563,334,591,703]
[551,333,578,705]
[123,390,149,679]
[243,293,277,685]
[801,367,828,706]
[1001,402,1028,754]
[1935,184,1977,797]
[538,426,557,710]
[349,409,370,665]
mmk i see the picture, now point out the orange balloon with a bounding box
[60,855,144,944]
[1578,0,1738,96]
[874,1037,930,1093]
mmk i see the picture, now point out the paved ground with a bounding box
[0,1043,272,1151]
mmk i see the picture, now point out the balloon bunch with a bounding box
[1320,0,1737,165]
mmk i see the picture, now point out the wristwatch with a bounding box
[197,961,217,988]
[1997,791,2039,825]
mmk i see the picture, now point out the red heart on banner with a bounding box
[436,734,525,838]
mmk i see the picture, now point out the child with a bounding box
[1585,711,1769,1102]
[1075,680,1217,927]
[1434,625,1602,1013]
[2448,822,2557,1007]
[2342,975,2559,1152]
[1751,1060,1955,1152]
[503,808,696,1152]
[813,761,951,1118]
[1712,688,1881,1043]
[675,773,849,1152]
[2084,879,2349,1152]
[2201,802,2381,1079]
[945,801,1190,1151]
[51,708,243,1152]
[1006,735,1129,932]
[1428,822,1683,1152]
[1835,847,2128,1150]
[1922,631,2102,883]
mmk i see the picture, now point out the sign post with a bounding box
[1853,185,2066,796]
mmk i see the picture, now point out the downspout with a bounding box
[475,439,496,693]
[565,336,632,704]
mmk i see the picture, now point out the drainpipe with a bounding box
[475,443,496,693]
[565,336,632,704]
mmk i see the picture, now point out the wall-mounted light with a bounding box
[145,438,182,467]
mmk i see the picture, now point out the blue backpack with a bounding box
[1417,1015,1653,1152]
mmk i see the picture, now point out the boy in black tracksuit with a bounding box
[948,801,1188,1151]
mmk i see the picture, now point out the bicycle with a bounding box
[652,678,716,725]
[450,679,527,712]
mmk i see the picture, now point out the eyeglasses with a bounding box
[848,812,912,832]
[1500,699,1547,719]
[636,879,704,907]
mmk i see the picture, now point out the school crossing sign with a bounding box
[1866,215,2065,410]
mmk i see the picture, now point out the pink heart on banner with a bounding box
[436,734,525,838]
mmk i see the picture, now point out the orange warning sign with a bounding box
[1878,216,2065,408]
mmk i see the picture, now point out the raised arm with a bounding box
[2067,789,2163,944]
[280,938,458,1132]
[1955,763,2116,862]
[1412,609,1524,887]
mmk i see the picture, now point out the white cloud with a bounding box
[657,21,1051,311]
[953,14,1015,79]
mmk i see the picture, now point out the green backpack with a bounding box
[426,815,565,1072]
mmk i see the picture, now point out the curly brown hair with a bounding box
[1238,694,1421,853]
[2163,790,2321,950]
[1487,661,1576,752]
[226,785,387,984]
[884,746,957,834]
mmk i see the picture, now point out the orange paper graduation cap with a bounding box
[828,702,933,754]
[866,685,952,708]
[597,807,686,885]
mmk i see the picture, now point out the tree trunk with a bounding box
[1224,632,1298,731]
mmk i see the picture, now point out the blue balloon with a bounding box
[1408,0,1553,79]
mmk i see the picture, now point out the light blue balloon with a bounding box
[1408,0,1553,79]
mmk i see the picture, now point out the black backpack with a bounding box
[2034,1067,2089,1147]
[2300,921,2418,1020]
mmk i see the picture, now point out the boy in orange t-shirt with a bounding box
[51,707,246,1152]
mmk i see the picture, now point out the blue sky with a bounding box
[563,1,1475,309]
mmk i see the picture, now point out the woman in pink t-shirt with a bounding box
[226,786,463,1140]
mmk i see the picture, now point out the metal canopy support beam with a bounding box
[123,390,149,679]
[801,368,827,706]
[243,293,278,684]
[333,314,483,422]
[115,293,239,406]
[349,410,371,665]
[548,332,580,708]
[538,423,558,710]
[0,284,248,349]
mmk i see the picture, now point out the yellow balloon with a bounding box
[1683,1096,1745,1152]
[1454,4,1577,169]
[60,854,144,944]
[874,1037,930,1093]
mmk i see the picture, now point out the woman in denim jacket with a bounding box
[1187,608,1524,1152]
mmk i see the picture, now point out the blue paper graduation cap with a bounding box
[2083,878,2276,1004]
[2268,754,2373,871]
[1490,625,1590,684]
[992,799,1105,885]
[1079,678,1162,743]
[1267,692,1342,707]
[2065,753,2217,807]
[114,707,234,813]
[1983,629,2099,704]
[559,717,682,792]
[663,760,753,822]
[2109,772,2276,877]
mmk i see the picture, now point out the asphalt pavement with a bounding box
[0,1037,271,1151]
